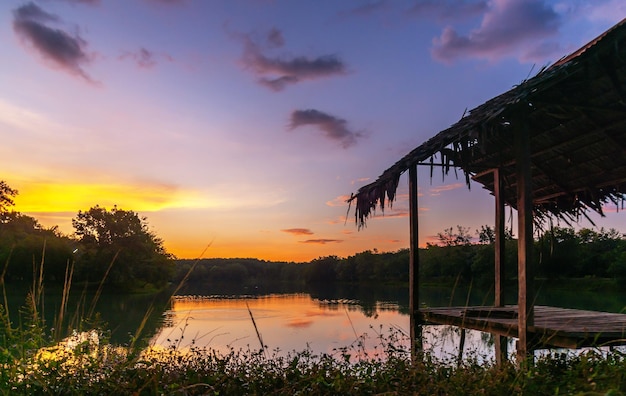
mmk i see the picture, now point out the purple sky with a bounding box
[1,0,625,261]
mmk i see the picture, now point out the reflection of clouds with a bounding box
[286,318,313,328]
[154,293,409,360]
[305,309,341,317]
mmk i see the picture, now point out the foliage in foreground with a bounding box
[2,326,626,396]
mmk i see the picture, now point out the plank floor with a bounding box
[418,305,626,349]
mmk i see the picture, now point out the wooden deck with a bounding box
[417,305,626,349]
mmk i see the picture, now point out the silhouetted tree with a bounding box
[0,181,17,216]
[72,205,173,290]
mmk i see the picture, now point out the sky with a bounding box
[1,0,625,262]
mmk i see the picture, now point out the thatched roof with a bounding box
[350,18,626,228]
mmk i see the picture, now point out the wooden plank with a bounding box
[419,305,626,349]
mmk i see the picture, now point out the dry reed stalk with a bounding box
[54,259,74,341]
[130,305,154,350]
[246,301,265,354]
[170,241,213,298]
[87,249,120,320]
[130,241,213,350]
[29,239,46,323]
[0,245,14,337]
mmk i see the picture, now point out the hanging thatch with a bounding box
[350,18,626,228]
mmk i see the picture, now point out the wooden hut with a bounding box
[349,18,626,363]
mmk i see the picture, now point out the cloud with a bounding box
[584,0,626,24]
[340,0,390,17]
[351,177,370,185]
[289,109,364,148]
[282,228,314,236]
[143,0,187,5]
[12,2,95,82]
[37,0,100,4]
[406,0,488,21]
[241,29,347,91]
[431,0,561,63]
[266,27,284,48]
[300,239,343,245]
[429,182,465,196]
[119,48,173,69]
[326,195,351,207]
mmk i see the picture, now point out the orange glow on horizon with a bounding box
[13,181,197,213]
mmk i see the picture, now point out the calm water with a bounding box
[7,281,626,361]
[149,281,626,361]
[151,294,408,359]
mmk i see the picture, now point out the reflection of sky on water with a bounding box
[151,294,410,358]
[150,293,626,364]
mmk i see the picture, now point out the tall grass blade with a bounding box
[170,241,213,298]
[87,249,120,320]
[130,305,154,350]
[246,301,265,355]
[0,245,13,332]
[54,259,74,341]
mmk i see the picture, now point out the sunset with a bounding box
[3,1,626,393]
[1,0,625,263]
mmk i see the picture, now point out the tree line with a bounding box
[0,181,173,291]
[2,180,626,292]
[174,225,626,289]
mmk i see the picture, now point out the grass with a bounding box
[4,329,626,395]
[2,246,626,394]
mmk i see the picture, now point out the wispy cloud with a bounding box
[289,109,364,149]
[350,177,371,186]
[372,210,410,219]
[241,28,347,91]
[431,0,561,63]
[326,195,351,207]
[406,0,488,21]
[37,0,100,5]
[12,2,96,82]
[340,0,390,17]
[282,228,314,236]
[300,239,343,245]
[119,47,173,69]
[143,0,188,5]
[429,182,465,196]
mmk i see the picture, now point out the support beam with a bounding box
[494,168,505,307]
[494,168,508,365]
[515,119,535,362]
[409,164,421,359]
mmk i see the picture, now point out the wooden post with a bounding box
[494,168,508,364]
[516,118,535,363]
[409,164,421,359]
[494,168,505,307]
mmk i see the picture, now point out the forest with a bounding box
[173,225,626,289]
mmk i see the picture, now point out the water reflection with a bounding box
[151,294,410,359]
